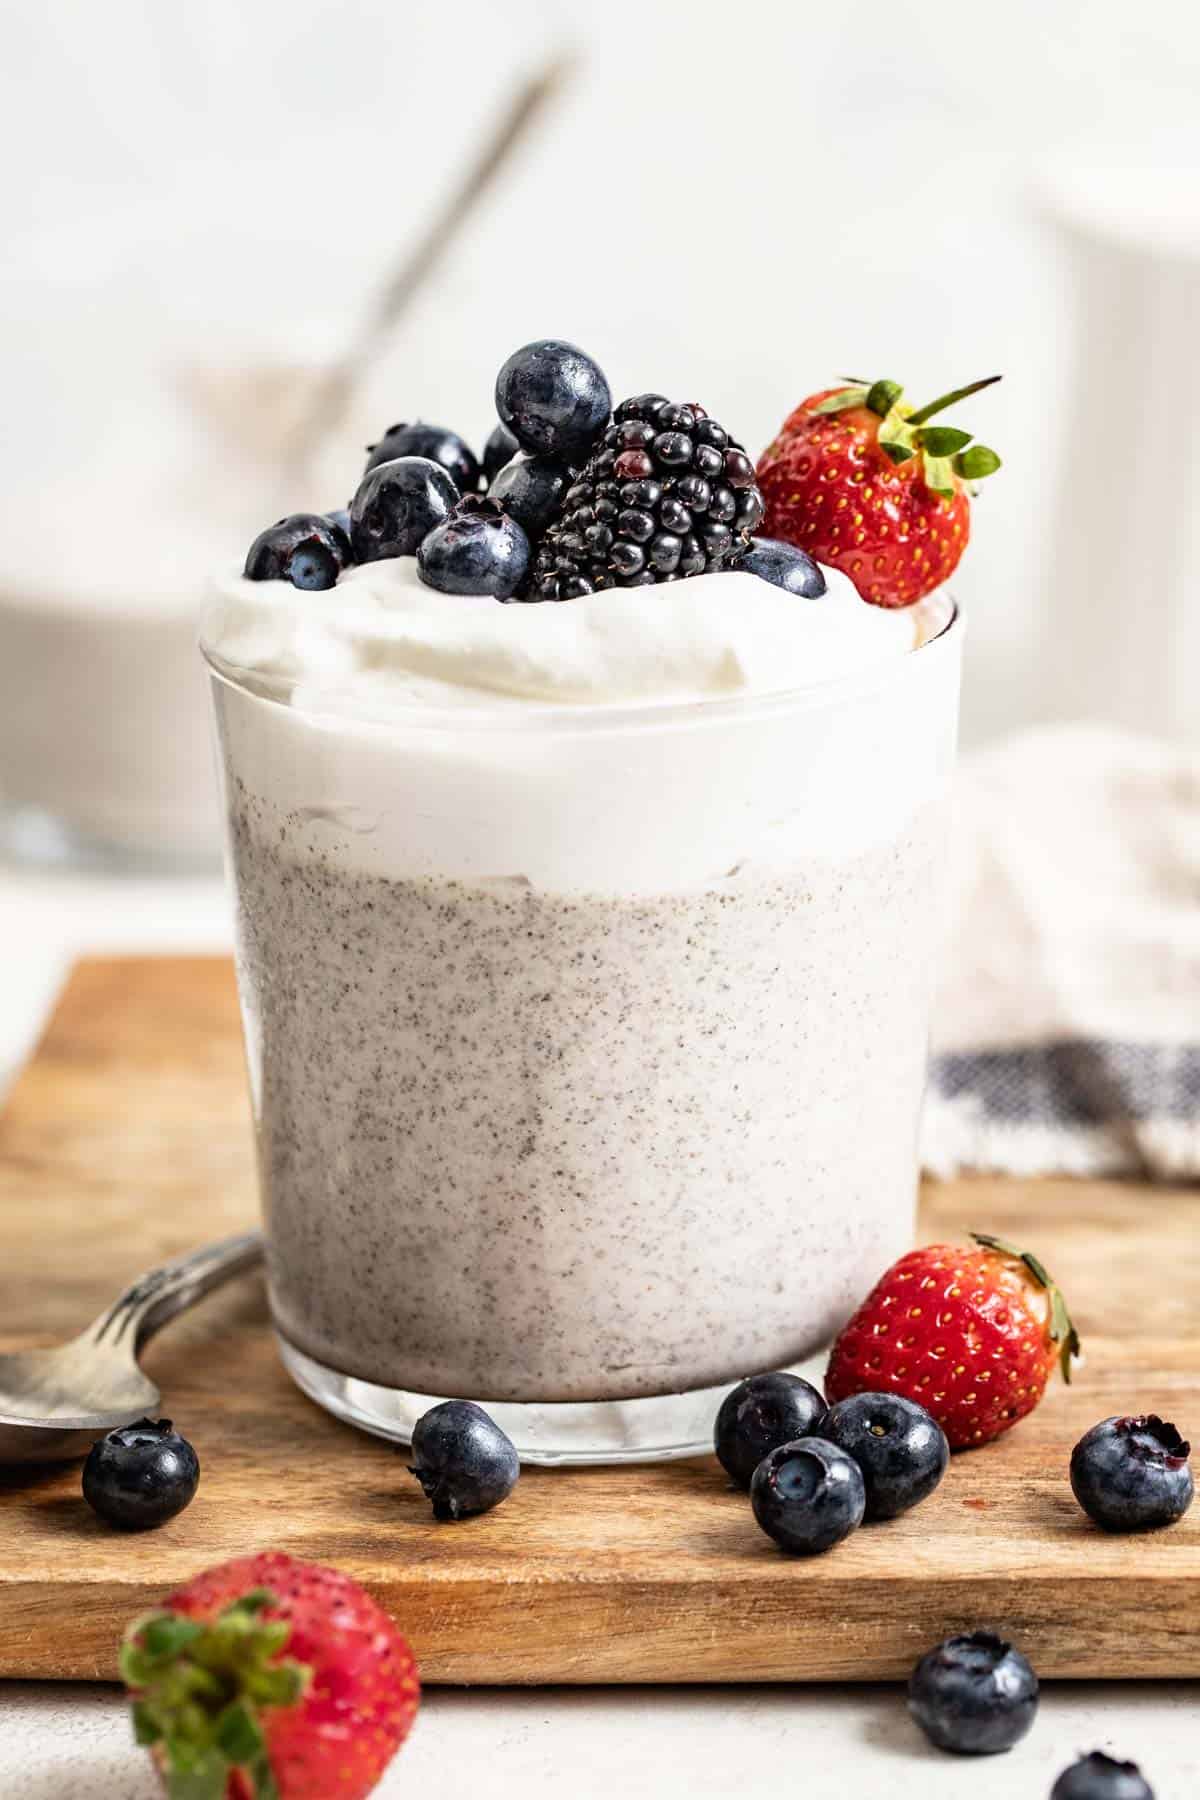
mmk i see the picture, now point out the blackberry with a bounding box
[525,396,765,601]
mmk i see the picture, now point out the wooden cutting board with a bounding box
[1,957,1197,1684]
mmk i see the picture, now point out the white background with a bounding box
[5,0,1200,742]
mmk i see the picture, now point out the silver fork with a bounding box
[0,1232,263,1464]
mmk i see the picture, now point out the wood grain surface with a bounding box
[0,958,1196,1684]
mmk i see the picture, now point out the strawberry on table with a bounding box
[756,375,1002,608]
[825,1233,1080,1450]
[121,1551,419,1799]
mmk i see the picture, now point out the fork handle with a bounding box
[87,1231,265,1352]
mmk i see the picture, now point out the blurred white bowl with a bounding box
[0,204,376,866]
[0,586,216,864]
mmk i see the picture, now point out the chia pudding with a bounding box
[226,780,946,1401]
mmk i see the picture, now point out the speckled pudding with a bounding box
[203,558,962,1446]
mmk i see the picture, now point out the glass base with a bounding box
[277,1333,829,1468]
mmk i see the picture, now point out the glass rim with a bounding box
[201,594,962,740]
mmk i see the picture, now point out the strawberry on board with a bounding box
[825,1233,1080,1450]
[756,375,1002,608]
[121,1551,419,1799]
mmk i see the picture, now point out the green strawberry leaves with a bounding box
[970,1231,1081,1385]
[811,387,869,415]
[808,372,1003,496]
[123,1591,307,1800]
[955,444,1002,480]
[917,426,973,457]
[865,378,903,417]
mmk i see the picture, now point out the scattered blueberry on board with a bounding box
[364,420,480,495]
[822,1392,949,1522]
[82,1418,200,1531]
[494,337,613,462]
[750,1437,865,1555]
[740,536,827,598]
[482,420,521,486]
[1051,1752,1156,1800]
[713,1371,828,1490]
[243,513,352,591]
[349,456,460,563]
[907,1631,1039,1755]
[408,1399,520,1521]
[418,498,531,602]
[1070,1415,1193,1532]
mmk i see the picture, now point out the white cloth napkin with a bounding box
[921,724,1200,1181]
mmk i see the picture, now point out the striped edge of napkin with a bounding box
[920,724,1200,1183]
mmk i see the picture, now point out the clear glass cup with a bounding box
[204,596,962,1463]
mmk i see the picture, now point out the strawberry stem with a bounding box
[905,374,1002,427]
[970,1232,1081,1384]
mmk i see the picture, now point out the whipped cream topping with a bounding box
[201,555,926,719]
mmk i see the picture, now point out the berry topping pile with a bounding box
[757,374,1002,608]
[241,337,766,602]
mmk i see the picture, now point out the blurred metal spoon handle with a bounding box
[286,50,576,468]
[86,1231,265,1354]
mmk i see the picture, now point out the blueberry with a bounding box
[822,1392,949,1521]
[741,537,828,598]
[908,1632,1038,1755]
[365,420,478,493]
[82,1418,199,1531]
[243,512,351,591]
[495,339,612,462]
[350,456,459,563]
[750,1437,865,1555]
[326,507,352,540]
[1070,1414,1193,1531]
[417,496,531,600]
[1051,1752,1156,1800]
[408,1399,519,1520]
[488,453,571,538]
[713,1372,828,1489]
[482,421,521,486]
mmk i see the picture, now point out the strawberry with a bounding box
[825,1232,1080,1450]
[756,375,1002,608]
[121,1551,419,1799]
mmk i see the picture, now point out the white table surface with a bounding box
[0,854,1196,1799]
